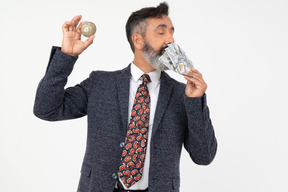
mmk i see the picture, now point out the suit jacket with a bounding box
[33,47,217,192]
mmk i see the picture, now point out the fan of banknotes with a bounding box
[159,43,194,77]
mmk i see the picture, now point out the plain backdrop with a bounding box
[1,0,288,191]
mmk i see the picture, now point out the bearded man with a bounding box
[33,2,217,192]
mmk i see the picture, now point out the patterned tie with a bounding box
[117,74,151,188]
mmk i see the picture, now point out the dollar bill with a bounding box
[159,52,175,70]
[159,43,194,77]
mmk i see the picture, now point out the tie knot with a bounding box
[141,74,151,84]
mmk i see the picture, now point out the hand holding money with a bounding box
[158,43,207,97]
[184,69,207,97]
[159,43,194,77]
[61,15,95,57]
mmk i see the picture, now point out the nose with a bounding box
[165,33,175,45]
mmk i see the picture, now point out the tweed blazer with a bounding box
[34,47,217,192]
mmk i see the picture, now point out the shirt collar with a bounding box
[131,62,161,83]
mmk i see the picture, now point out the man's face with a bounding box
[142,15,175,70]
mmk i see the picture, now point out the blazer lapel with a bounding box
[116,65,131,133]
[152,72,174,134]
[116,68,174,135]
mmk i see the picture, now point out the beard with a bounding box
[142,40,169,71]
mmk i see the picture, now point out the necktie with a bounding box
[118,74,151,188]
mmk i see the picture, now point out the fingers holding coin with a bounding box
[63,15,82,32]
[62,15,96,38]
[75,21,87,39]
[71,15,82,27]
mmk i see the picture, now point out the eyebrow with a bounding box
[155,24,175,32]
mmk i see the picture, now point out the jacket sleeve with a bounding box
[33,46,92,121]
[183,94,217,165]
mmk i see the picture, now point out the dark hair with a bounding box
[126,2,169,52]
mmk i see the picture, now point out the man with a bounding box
[34,2,217,192]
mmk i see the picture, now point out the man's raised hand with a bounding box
[61,15,95,56]
[184,69,207,98]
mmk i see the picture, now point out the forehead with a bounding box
[145,16,174,31]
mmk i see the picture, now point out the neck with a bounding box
[133,50,156,74]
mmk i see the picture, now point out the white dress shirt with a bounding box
[118,63,161,189]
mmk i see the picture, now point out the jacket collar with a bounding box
[116,64,131,134]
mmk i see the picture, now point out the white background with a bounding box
[1,0,288,191]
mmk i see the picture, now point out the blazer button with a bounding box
[120,142,125,147]
[112,173,118,179]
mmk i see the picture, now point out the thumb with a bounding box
[83,35,95,49]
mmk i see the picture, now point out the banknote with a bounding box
[159,52,174,70]
[159,43,194,77]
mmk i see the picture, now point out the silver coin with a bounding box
[81,21,96,37]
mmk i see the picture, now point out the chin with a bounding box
[151,61,169,71]
[143,53,168,71]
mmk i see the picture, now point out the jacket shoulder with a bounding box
[89,65,129,80]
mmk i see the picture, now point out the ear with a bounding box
[132,33,144,50]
